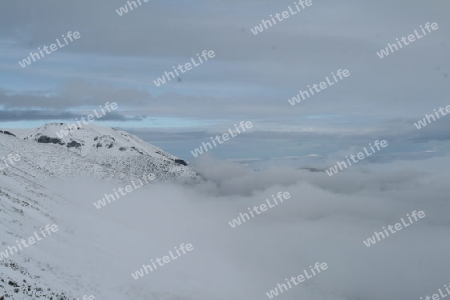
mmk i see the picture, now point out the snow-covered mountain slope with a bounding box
[7,123,196,181]
[0,125,202,299]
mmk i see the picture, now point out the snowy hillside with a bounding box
[0,125,201,299]
[8,123,196,181]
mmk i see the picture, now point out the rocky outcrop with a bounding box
[0,131,15,137]
[36,136,65,145]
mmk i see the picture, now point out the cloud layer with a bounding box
[2,0,449,127]
[47,155,450,299]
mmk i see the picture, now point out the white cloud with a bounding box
[46,155,450,299]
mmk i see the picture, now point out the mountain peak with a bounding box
[2,123,195,181]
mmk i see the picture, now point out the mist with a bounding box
[43,155,450,300]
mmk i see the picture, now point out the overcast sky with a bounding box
[1,0,449,160]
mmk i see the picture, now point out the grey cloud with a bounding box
[0,110,77,121]
[1,0,450,123]
[0,79,152,109]
[0,110,136,122]
[1,0,450,162]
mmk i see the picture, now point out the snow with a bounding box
[0,124,204,299]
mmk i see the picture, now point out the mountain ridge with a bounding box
[2,123,197,182]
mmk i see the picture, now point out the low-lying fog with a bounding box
[47,155,450,299]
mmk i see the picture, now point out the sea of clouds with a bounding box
[46,155,450,300]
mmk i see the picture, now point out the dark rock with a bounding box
[174,159,188,166]
[66,141,82,148]
[131,147,144,155]
[36,136,65,145]
[0,131,16,137]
